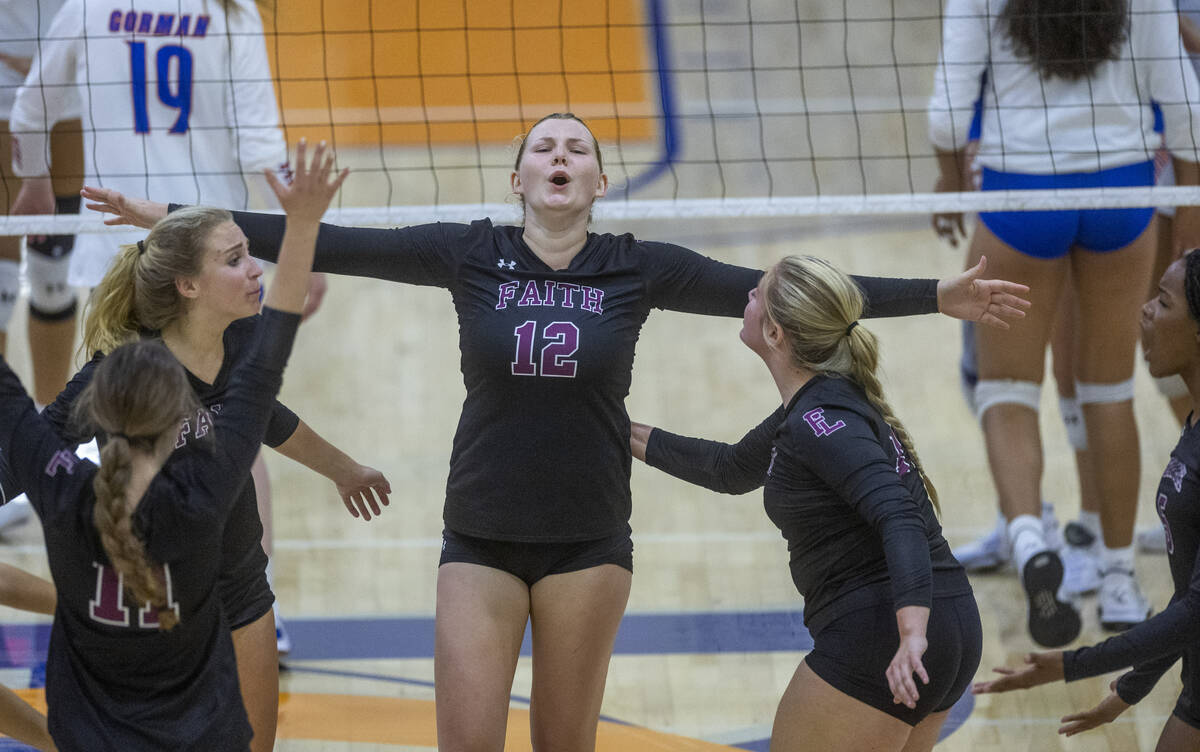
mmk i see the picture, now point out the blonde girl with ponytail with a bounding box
[631,255,982,752]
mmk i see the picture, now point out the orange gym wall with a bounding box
[259,1,657,146]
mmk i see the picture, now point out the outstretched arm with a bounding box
[0,564,55,616]
[0,684,55,751]
[273,421,391,521]
[634,407,784,495]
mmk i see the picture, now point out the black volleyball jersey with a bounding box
[225,210,939,541]
[0,308,301,751]
[1064,416,1200,705]
[37,315,299,609]
[647,374,970,634]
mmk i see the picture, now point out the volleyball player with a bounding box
[929,0,1200,644]
[0,139,345,751]
[83,111,1028,751]
[1,0,81,430]
[973,250,1200,751]
[11,207,390,749]
[630,255,980,752]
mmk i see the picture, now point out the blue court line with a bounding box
[280,610,813,661]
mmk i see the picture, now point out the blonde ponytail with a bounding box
[82,244,143,357]
[763,255,940,514]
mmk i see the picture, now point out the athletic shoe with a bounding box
[952,502,1060,573]
[1136,526,1169,554]
[1059,521,1103,596]
[276,611,292,657]
[1098,569,1151,631]
[0,498,33,535]
[1022,550,1082,648]
[953,514,1010,572]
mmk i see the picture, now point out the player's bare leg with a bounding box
[769,661,915,752]
[435,563,529,752]
[231,610,280,752]
[528,564,630,751]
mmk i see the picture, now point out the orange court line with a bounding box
[11,689,741,749]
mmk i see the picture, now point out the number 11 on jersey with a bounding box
[128,41,193,134]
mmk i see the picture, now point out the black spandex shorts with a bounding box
[1174,649,1200,731]
[805,592,982,726]
[439,527,633,587]
[220,490,274,630]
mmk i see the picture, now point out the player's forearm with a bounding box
[273,420,360,486]
[0,564,56,616]
[0,682,55,750]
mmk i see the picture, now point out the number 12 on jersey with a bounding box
[512,321,579,378]
[128,41,193,134]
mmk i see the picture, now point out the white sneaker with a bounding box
[1136,526,1169,554]
[275,609,292,657]
[952,502,1060,573]
[1060,522,1103,596]
[1098,569,1151,631]
[0,498,33,535]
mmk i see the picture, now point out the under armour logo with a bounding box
[802,407,845,437]
[497,259,516,270]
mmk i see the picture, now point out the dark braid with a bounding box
[1184,249,1200,323]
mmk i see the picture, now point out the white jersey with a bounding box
[10,0,287,285]
[0,0,73,118]
[928,0,1200,174]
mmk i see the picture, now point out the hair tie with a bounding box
[845,320,859,337]
[136,240,146,256]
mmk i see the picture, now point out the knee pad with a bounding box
[1154,374,1189,400]
[974,379,1041,419]
[0,260,19,333]
[1076,379,1136,405]
[24,250,75,321]
[1058,396,1088,451]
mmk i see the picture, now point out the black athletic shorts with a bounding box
[439,527,633,587]
[805,592,982,725]
[1174,649,1200,731]
[220,490,274,631]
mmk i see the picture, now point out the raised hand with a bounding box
[264,139,348,224]
[80,185,168,228]
[936,255,1032,330]
[972,650,1065,694]
[1058,680,1130,737]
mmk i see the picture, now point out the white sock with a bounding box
[1008,514,1046,575]
[1102,545,1135,575]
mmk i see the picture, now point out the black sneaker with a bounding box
[1022,550,1082,648]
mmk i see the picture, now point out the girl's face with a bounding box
[740,275,771,355]
[181,221,263,322]
[511,117,607,219]
[1141,257,1200,378]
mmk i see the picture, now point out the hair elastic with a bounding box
[136,240,146,256]
[845,321,859,336]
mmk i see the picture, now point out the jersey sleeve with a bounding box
[1063,544,1200,686]
[644,407,784,494]
[638,240,763,317]
[0,354,92,521]
[9,0,82,176]
[226,5,287,174]
[263,401,300,448]
[190,307,302,507]
[927,0,990,153]
[217,207,463,287]
[41,353,102,446]
[1136,0,1200,161]
[789,403,933,610]
[1113,654,1179,705]
[851,276,939,318]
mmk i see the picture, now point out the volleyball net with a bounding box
[5,0,1200,236]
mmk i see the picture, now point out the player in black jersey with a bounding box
[80,112,1027,751]
[629,255,981,751]
[9,185,388,751]
[972,249,1200,750]
[0,140,345,751]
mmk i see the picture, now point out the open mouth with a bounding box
[550,172,570,186]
